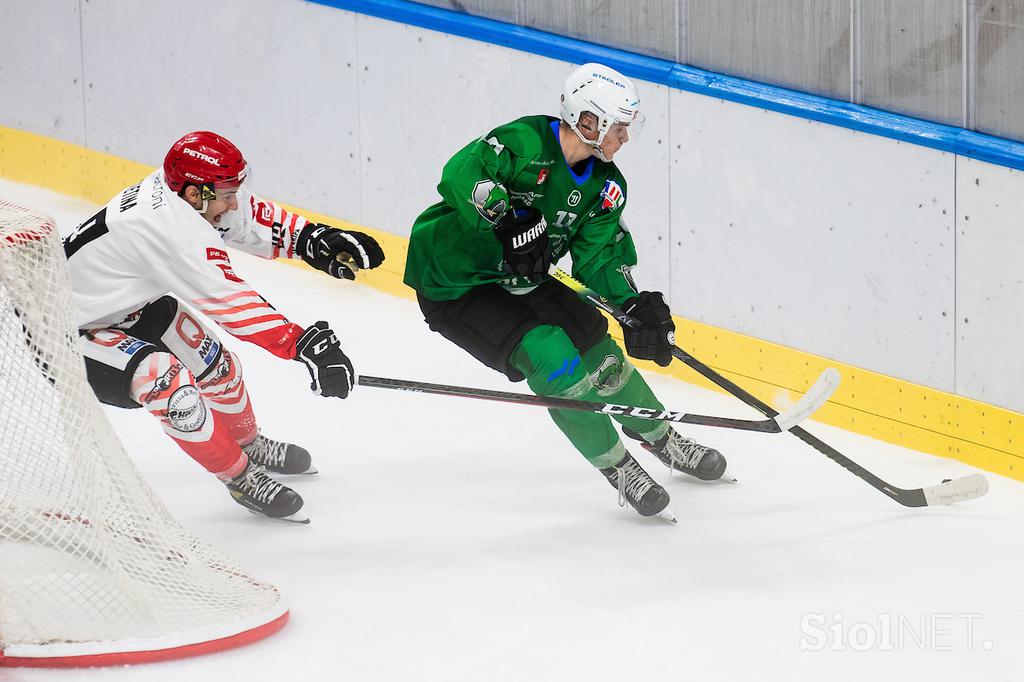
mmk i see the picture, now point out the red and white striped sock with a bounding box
[197,348,258,447]
[131,352,246,480]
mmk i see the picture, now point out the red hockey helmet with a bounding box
[163,131,248,195]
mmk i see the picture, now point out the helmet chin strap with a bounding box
[197,184,218,214]
[178,187,209,214]
[568,120,610,162]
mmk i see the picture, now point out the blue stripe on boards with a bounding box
[312,0,1024,170]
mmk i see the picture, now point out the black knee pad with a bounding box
[82,340,158,409]
[418,286,541,382]
[124,296,222,380]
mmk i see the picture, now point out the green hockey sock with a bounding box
[580,336,670,445]
[509,325,624,468]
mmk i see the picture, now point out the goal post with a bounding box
[0,199,289,667]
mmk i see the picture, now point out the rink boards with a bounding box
[1,0,1023,481]
[0,123,1020,483]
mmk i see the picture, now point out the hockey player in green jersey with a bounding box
[404,63,729,519]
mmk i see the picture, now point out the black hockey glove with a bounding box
[493,207,551,278]
[294,321,354,399]
[621,291,675,367]
[296,223,385,280]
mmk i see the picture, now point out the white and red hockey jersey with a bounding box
[65,169,312,359]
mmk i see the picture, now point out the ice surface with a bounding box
[1,179,1021,681]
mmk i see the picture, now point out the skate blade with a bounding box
[668,468,737,484]
[247,509,311,524]
[278,465,319,476]
[279,510,310,524]
[719,468,738,483]
[656,507,678,524]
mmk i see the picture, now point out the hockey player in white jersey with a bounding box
[64,131,384,523]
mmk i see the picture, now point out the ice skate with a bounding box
[623,427,732,482]
[599,453,675,521]
[225,461,309,523]
[242,433,317,475]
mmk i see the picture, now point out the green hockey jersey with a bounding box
[404,115,639,303]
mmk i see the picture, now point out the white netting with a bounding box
[0,200,285,662]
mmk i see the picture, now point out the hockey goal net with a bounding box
[0,199,287,667]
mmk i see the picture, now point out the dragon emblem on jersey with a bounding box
[471,179,508,224]
[600,180,624,211]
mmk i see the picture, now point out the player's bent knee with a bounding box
[130,353,190,405]
[511,325,591,398]
[80,332,159,409]
[131,352,211,435]
[197,348,242,394]
[582,336,635,397]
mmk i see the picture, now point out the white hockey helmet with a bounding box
[559,63,644,158]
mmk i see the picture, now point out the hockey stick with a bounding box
[548,267,989,507]
[358,371,837,433]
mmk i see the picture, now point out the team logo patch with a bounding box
[537,168,549,185]
[167,385,207,433]
[206,247,229,262]
[590,354,625,393]
[471,179,508,224]
[567,190,582,207]
[601,180,624,211]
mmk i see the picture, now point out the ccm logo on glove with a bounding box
[294,321,355,399]
[312,336,336,355]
